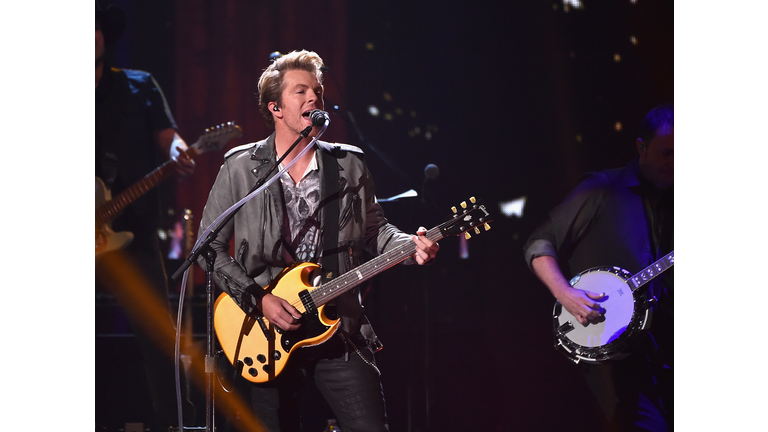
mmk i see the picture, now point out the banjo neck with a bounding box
[626,250,674,292]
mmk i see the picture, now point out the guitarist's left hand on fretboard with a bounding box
[169,133,197,179]
[411,226,440,265]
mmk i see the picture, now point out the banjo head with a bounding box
[553,266,651,363]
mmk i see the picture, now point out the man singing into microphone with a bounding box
[197,50,439,432]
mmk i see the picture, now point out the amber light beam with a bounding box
[97,251,268,431]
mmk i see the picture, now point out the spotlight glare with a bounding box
[500,196,527,218]
[563,0,583,9]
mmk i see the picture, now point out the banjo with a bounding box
[552,251,674,364]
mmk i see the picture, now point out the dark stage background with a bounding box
[95,1,673,431]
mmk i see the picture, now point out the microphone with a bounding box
[308,109,330,127]
[422,163,439,206]
[424,164,440,181]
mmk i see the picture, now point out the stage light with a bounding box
[368,105,380,117]
[378,189,418,203]
[563,0,583,10]
[500,196,527,218]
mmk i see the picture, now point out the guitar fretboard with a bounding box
[309,227,445,307]
[96,160,177,226]
[627,250,674,292]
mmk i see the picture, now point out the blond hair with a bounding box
[257,50,324,128]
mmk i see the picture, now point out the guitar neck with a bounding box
[627,250,675,292]
[95,159,176,225]
[95,123,241,228]
[95,147,201,226]
[309,227,445,307]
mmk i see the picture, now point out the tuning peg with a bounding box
[464,231,471,240]
[474,227,480,235]
[470,197,476,204]
[461,201,467,209]
[451,206,457,214]
[484,223,491,231]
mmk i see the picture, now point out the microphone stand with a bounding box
[170,123,324,432]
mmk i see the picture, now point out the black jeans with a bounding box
[249,333,389,432]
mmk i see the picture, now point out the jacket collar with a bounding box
[249,132,336,164]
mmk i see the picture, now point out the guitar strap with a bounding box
[320,148,341,283]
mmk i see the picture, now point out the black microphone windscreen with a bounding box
[308,109,330,127]
[424,164,440,180]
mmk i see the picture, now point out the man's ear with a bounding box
[269,102,283,121]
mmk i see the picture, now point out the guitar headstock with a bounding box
[192,122,243,154]
[440,197,493,239]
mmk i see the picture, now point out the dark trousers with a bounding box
[580,333,673,432]
[249,333,389,432]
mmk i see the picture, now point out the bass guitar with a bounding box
[95,122,242,258]
[552,250,674,364]
[214,197,492,383]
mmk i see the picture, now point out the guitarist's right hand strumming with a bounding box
[258,294,303,332]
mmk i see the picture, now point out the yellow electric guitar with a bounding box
[95,122,242,258]
[214,197,492,383]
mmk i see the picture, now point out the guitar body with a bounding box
[214,262,340,383]
[95,177,133,256]
[213,197,493,383]
[553,266,652,364]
